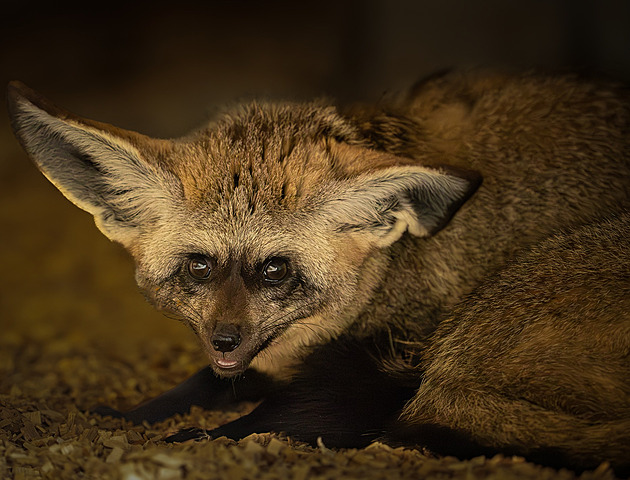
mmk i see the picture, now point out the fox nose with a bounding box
[211,325,241,353]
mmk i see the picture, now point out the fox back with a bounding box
[8,71,630,378]
[399,211,630,473]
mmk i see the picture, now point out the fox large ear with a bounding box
[7,81,181,247]
[320,162,481,248]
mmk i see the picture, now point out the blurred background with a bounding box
[1,0,629,352]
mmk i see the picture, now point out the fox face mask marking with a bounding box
[7,81,479,377]
[8,71,630,473]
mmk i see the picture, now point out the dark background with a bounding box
[2,1,629,139]
[1,0,629,347]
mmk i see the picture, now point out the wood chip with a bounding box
[266,437,285,457]
[20,420,40,442]
[0,316,602,480]
[105,446,125,464]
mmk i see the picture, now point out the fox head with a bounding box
[8,82,480,377]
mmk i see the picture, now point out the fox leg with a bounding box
[391,331,630,475]
[166,333,416,447]
[395,376,630,474]
[93,367,277,424]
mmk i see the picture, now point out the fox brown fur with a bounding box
[7,70,630,473]
[395,211,630,474]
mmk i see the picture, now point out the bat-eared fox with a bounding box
[8,70,630,474]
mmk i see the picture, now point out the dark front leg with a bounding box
[93,367,277,424]
[167,334,417,447]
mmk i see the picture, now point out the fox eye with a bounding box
[187,255,215,281]
[263,258,289,283]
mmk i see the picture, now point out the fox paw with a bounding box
[91,405,125,419]
[165,427,212,443]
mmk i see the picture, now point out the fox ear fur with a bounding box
[7,81,181,247]
[8,82,480,250]
[320,161,481,248]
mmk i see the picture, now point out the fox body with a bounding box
[8,71,630,472]
[400,211,630,473]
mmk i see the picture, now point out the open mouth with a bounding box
[214,358,239,370]
[207,325,293,376]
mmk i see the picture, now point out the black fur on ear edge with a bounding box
[323,164,482,247]
[423,164,481,236]
[7,81,182,246]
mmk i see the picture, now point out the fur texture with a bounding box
[7,71,630,473]
[394,211,630,474]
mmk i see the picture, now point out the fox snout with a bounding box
[211,323,241,353]
[203,321,254,375]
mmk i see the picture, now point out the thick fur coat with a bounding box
[8,71,630,473]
